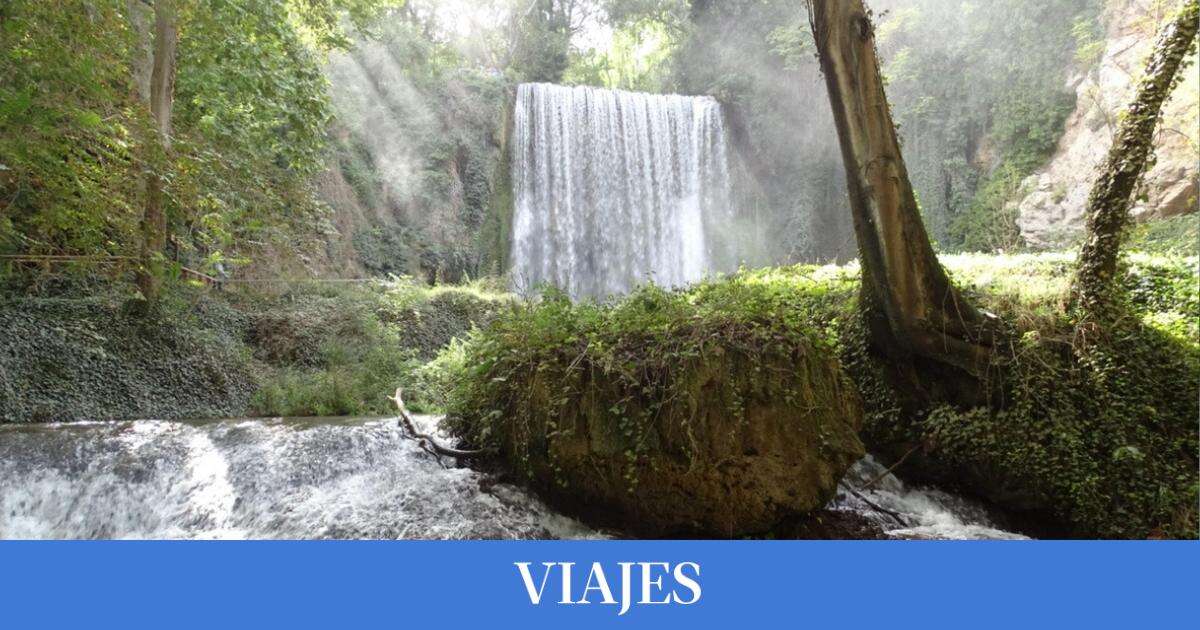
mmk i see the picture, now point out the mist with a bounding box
[321,0,1191,284]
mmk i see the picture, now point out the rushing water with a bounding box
[834,457,1027,540]
[0,417,1023,540]
[510,83,733,299]
[0,417,598,540]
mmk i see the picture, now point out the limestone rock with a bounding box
[1016,0,1199,248]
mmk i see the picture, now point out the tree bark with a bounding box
[136,0,178,302]
[1074,0,1199,318]
[126,0,153,102]
[805,0,994,377]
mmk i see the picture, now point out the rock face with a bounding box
[1017,0,1199,248]
[495,349,866,538]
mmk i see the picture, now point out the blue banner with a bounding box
[1,541,1195,628]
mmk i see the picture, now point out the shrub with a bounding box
[245,279,510,417]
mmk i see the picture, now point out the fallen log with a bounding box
[391,388,485,460]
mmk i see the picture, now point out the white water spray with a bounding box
[510,83,733,299]
[0,418,600,540]
[0,419,1022,540]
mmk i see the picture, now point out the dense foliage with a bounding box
[0,276,508,421]
[1,0,394,289]
[877,0,1103,251]
[447,253,1199,538]
[323,10,511,283]
[1,1,144,261]
[2,0,1196,542]
[243,279,510,416]
[3,0,1187,291]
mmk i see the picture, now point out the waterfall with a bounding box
[510,83,733,299]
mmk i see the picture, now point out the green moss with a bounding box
[478,95,516,276]
[444,272,865,535]
[445,266,862,466]
[447,252,1198,539]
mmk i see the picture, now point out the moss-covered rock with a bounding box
[518,350,863,536]
[447,283,865,537]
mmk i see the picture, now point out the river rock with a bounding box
[1015,0,1199,248]
[493,348,865,538]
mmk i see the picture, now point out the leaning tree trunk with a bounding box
[806,0,994,377]
[136,0,179,303]
[1074,0,1199,318]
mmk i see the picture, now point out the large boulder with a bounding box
[512,350,864,537]
[448,285,866,537]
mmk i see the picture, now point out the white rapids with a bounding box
[834,456,1028,540]
[0,419,1023,540]
[0,417,599,540]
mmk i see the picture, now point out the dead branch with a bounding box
[391,388,485,460]
[859,444,922,492]
[843,486,909,528]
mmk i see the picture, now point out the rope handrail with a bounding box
[0,254,139,261]
[2,254,216,285]
[1,255,382,286]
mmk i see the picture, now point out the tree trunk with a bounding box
[1074,0,1199,318]
[805,0,994,377]
[136,0,178,302]
[126,0,153,102]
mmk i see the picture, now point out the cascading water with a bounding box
[0,417,600,540]
[0,418,1023,540]
[832,457,1027,540]
[510,83,733,299]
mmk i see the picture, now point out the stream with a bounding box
[0,417,1025,540]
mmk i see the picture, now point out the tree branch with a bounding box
[391,388,485,460]
[843,487,909,528]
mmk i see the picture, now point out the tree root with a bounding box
[391,388,485,461]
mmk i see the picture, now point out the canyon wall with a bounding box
[1017,0,1199,248]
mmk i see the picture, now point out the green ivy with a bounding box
[448,253,1198,538]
